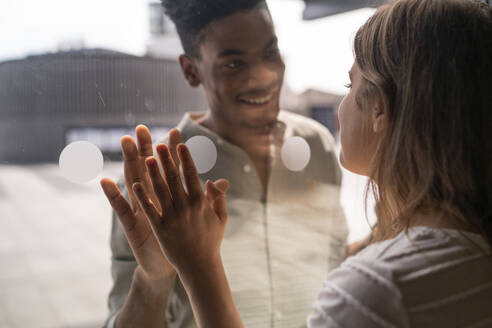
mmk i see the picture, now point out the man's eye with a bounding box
[344,83,352,89]
[224,61,243,69]
[267,48,280,57]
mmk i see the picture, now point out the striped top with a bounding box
[308,226,492,328]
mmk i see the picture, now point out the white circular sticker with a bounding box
[281,136,311,171]
[59,141,104,183]
[185,136,217,174]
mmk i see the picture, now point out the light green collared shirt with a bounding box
[106,110,348,328]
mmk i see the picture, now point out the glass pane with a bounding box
[0,1,376,327]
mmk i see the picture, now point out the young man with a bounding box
[105,1,348,327]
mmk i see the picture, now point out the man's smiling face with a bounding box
[194,7,285,137]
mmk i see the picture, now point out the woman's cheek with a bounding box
[337,105,349,168]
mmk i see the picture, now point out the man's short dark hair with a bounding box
[161,0,268,58]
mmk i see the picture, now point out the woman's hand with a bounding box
[102,125,177,284]
[131,142,229,274]
[101,126,228,278]
[101,127,234,328]
[103,129,242,328]
[134,143,242,328]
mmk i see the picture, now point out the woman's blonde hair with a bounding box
[353,0,492,243]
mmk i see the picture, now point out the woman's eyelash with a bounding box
[344,83,352,89]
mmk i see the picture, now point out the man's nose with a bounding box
[245,60,283,90]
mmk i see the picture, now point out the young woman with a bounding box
[101,0,492,327]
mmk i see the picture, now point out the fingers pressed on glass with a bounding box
[213,179,230,193]
[205,181,214,204]
[136,124,154,157]
[121,136,144,188]
[206,180,228,221]
[177,143,203,200]
[168,128,182,167]
[145,156,173,212]
[132,182,160,226]
[205,180,221,199]
[121,135,139,163]
[156,143,187,209]
[100,178,136,229]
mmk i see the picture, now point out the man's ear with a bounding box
[178,54,201,88]
[371,95,385,133]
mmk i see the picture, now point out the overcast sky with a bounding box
[0,0,374,94]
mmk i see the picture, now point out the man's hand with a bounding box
[131,143,229,273]
[101,125,230,328]
[101,125,229,279]
[127,142,240,328]
[107,125,177,283]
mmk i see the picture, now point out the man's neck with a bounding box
[194,111,271,189]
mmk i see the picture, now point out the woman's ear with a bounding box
[178,54,202,87]
[371,95,385,133]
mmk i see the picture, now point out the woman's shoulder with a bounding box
[308,227,492,328]
[308,240,411,328]
[354,226,491,277]
[347,227,492,295]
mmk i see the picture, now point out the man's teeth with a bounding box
[240,95,272,105]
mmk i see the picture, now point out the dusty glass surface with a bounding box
[0,1,376,327]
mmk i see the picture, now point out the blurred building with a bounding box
[299,89,343,135]
[146,2,183,60]
[302,0,386,20]
[0,49,206,163]
[1,1,355,165]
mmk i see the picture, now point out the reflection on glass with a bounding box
[281,136,311,171]
[0,1,375,327]
[59,141,103,183]
[185,136,218,174]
